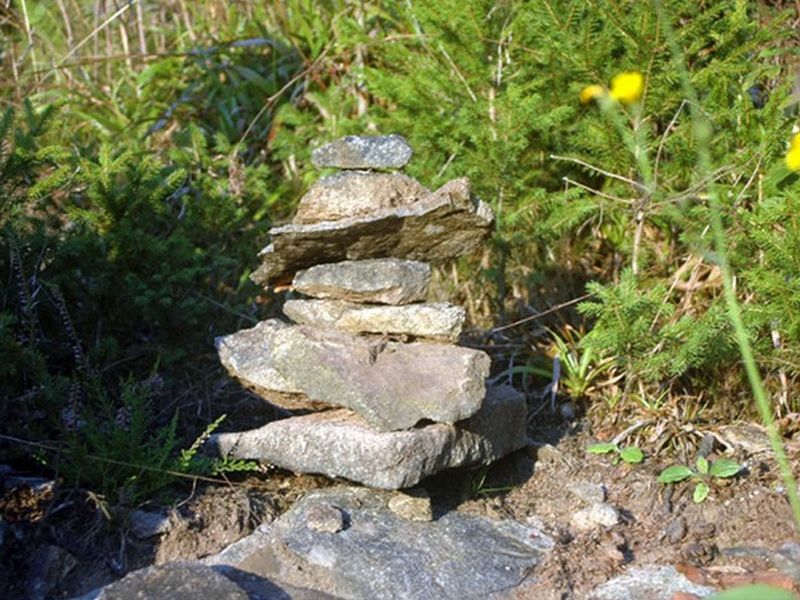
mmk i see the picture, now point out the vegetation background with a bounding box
[2,0,800,503]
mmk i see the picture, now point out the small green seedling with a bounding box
[587,442,644,465]
[658,456,742,503]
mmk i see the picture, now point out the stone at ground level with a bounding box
[252,178,493,287]
[204,486,553,599]
[283,299,465,342]
[73,561,333,600]
[293,171,429,224]
[215,320,326,412]
[269,324,489,430]
[311,134,413,170]
[208,385,527,489]
[292,258,431,305]
[74,562,249,600]
[587,565,715,600]
[570,502,620,532]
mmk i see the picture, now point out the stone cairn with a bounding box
[209,134,527,489]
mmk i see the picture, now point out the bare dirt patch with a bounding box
[2,415,798,599]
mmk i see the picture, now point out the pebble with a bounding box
[571,502,620,532]
[304,503,346,533]
[567,481,607,505]
[664,517,687,544]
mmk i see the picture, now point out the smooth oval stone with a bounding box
[311,134,413,169]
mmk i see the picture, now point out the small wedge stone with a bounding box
[311,134,413,169]
[283,299,465,342]
[292,258,431,305]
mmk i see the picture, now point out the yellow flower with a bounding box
[609,71,644,104]
[580,84,605,104]
[791,132,800,151]
[786,147,800,171]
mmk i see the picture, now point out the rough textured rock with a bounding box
[294,171,429,224]
[270,324,489,430]
[292,258,431,305]
[129,509,172,539]
[387,489,433,522]
[205,486,553,599]
[208,385,527,489]
[571,502,621,532]
[252,178,493,287]
[215,319,324,412]
[311,134,413,170]
[76,562,249,600]
[283,299,465,342]
[588,565,715,600]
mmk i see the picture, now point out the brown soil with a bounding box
[2,415,799,599]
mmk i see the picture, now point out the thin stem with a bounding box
[654,0,800,531]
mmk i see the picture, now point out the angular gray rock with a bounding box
[283,299,465,342]
[270,324,489,430]
[208,385,527,489]
[75,562,249,600]
[294,171,429,224]
[205,486,554,599]
[252,178,494,286]
[293,258,431,305]
[588,565,715,600]
[311,134,413,170]
[215,319,323,412]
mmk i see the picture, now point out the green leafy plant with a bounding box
[587,442,644,465]
[658,456,742,503]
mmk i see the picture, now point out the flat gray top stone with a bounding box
[292,258,431,305]
[208,384,527,489]
[282,299,465,342]
[311,134,413,169]
[294,171,429,224]
[252,177,493,287]
[269,323,489,430]
[205,486,553,599]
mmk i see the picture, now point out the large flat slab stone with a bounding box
[311,134,413,169]
[215,320,323,412]
[252,178,493,287]
[204,485,553,599]
[294,171,429,224]
[270,324,489,430]
[292,258,431,305]
[208,385,527,489]
[283,299,465,342]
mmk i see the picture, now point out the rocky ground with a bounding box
[1,409,798,599]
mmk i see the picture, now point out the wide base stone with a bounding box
[283,299,465,342]
[204,486,553,599]
[208,385,527,489]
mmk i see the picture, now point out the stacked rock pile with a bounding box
[210,134,527,489]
